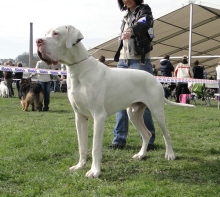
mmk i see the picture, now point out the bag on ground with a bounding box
[179,94,191,104]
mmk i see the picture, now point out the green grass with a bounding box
[1,92,220,197]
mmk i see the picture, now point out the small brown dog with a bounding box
[19,78,44,111]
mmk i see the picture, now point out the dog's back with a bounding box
[30,83,44,111]
[30,83,43,94]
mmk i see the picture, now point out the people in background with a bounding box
[60,75,67,93]
[110,0,156,151]
[193,60,203,79]
[30,60,52,111]
[152,64,158,76]
[14,62,23,94]
[0,62,3,82]
[52,68,60,93]
[3,61,14,97]
[160,54,174,98]
[99,55,106,63]
[202,66,207,79]
[174,55,193,103]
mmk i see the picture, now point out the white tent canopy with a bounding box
[88,1,220,78]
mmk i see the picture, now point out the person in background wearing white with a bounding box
[30,60,52,111]
[174,55,193,103]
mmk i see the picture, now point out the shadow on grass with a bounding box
[99,145,220,188]
[47,109,73,114]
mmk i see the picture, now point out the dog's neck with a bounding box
[60,42,90,66]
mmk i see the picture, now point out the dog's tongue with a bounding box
[52,61,58,65]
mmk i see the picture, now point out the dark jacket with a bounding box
[114,4,154,63]
[193,65,203,79]
[160,59,174,77]
[14,72,23,79]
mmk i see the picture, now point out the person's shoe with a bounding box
[43,108,49,111]
[147,144,155,151]
[109,143,125,149]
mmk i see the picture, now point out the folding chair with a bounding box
[191,83,211,106]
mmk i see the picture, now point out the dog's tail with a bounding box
[164,98,195,108]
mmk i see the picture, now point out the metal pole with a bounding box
[29,22,33,68]
[188,2,194,66]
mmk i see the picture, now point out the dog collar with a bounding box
[69,55,90,66]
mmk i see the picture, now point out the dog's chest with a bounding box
[68,89,91,117]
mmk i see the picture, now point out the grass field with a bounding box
[1,91,220,197]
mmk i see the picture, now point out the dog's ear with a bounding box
[66,25,84,49]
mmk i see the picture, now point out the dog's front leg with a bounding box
[86,113,106,178]
[70,112,88,171]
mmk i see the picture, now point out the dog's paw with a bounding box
[69,162,86,171]
[132,152,146,160]
[165,152,175,160]
[85,169,101,178]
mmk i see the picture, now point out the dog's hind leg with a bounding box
[32,103,35,111]
[24,101,29,111]
[39,92,44,111]
[150,105,175,160]
[34,95,39,111]
[127,103,151,160]
[70,112,89,172]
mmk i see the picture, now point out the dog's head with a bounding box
[19,78,32,86]
[36,25,84,65]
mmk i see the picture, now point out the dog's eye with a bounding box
[53,32,59,36]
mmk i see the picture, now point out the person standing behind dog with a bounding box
[174,55,193,103]
[160,54,174,98]
[110,0,156,151]
[14,62,23,94]
[31,60,52,111]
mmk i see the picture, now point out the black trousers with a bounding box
[175,83,190,102]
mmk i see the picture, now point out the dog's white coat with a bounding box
[0,81,9,98]
[36,25,194,178]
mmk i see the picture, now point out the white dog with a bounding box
[36,25,194,178]
[0,81,9,98]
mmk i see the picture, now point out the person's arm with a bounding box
[189,67,193,78]
[174,65,179,77]
[122,5,153,40]
[169,62,174,72]
[30,61,40,78]
[130,5,153,36]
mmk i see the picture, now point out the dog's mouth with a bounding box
[37,50,58,65]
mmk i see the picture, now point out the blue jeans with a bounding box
[39,81,51,110]
[112,59,156,145]
[53,80,58,92]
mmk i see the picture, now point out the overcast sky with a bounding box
[0,0,219,59]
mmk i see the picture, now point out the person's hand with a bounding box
[121,28,132,40]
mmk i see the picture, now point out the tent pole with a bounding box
[188,1,194,66]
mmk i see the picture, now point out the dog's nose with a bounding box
[36,38,44,46]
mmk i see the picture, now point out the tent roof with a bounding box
[88,1,220,78]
